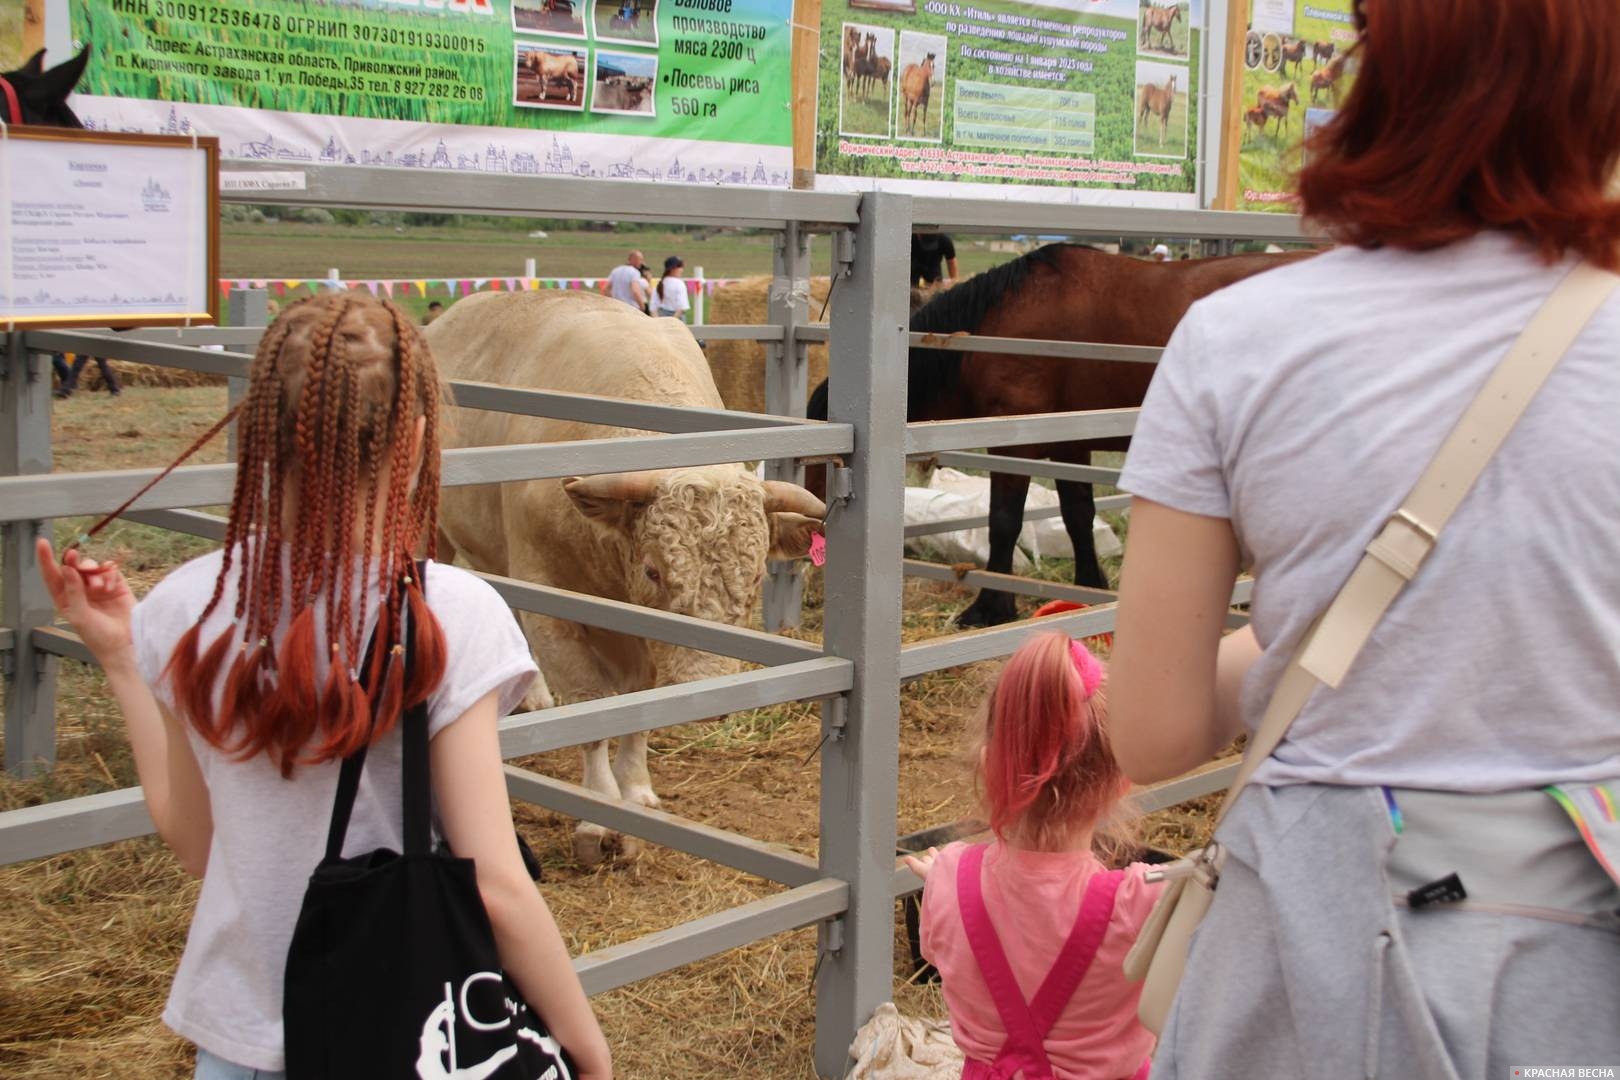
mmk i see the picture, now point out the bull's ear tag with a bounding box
[809,532,827,567]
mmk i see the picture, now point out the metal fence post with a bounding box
[1,332,59,777]
[225,289,268,461]
[813,192,910,1077]
[762,222,812,632]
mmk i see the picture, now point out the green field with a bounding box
[817,0,1199,194]
[839,72,893,138]
[215,220,1034,321]
[1137,1,1192,61]
[1134,88,1189,159]
[1236,5,1357,211]
[1237,54,1341,207]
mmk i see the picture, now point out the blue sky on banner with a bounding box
[1024,0,1204,23]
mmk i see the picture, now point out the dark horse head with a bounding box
[1,47,92,127]
[804,244,1074,496]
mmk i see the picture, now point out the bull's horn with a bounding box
[761,480,827,520]
[563,470,669,504]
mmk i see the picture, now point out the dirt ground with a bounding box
[0,388,1215,1078]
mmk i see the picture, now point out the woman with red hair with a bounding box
[1109,0,1620,1074]
[36,294,612,1079]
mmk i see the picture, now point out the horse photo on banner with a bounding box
[815,0,1205,206]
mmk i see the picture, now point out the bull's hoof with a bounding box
[955,594,1017,629]
[573,827,611,868]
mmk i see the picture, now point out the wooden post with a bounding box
[23,0,45,58]
[1213,0,1251,211]
[790,0,823,190]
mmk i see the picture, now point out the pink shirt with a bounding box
[919,841,1164,1078]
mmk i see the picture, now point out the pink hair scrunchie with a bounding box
[1069,639,1104,699]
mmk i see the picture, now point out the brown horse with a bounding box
[1140,3,1184,53]
[807,244,1315,627]
[1137,73,1178,147]
[1280,37,1308,77]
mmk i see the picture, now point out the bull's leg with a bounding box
[612,730,657,809]
[577,739,621,867]
[1055,476,1110,590]
[956,471,1030,628]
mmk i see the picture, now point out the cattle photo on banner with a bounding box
[1217,0,1357,211]
[814,0,1202,207]
[66,0,792,186]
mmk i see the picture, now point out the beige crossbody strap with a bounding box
[1215,261,1620,825]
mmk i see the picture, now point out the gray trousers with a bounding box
[1152,784,1620,1080]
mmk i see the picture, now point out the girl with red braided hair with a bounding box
[37,293,612,1080]
[904,633,1161,1080]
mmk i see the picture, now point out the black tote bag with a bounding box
[284,583,576,1080]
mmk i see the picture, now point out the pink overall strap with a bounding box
[1028,864,1124,1032]
[957,844,1125,1080]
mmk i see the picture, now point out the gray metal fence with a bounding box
[0,168,1305,1077]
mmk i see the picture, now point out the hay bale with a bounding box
[703,276,832,415]
[704,277,955,415]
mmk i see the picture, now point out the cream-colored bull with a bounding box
[426,291,824,865]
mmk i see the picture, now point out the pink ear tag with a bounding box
[809,532,827,567]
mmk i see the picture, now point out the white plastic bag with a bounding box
[846,1002,962,1080]
[904,468,1121,568]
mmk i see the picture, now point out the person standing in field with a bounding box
[35,293,612,1080]
[911,232,958,287]
[599,249,646,309]
[652,255,690,320]
[51,352,122,399]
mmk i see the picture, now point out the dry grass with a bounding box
[0,387,1217,1079]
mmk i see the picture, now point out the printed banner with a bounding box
[67,0,792,186]
[1227,0,1356,211]
[814,0,1202,206]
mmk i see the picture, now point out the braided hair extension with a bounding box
[155,292,448,775]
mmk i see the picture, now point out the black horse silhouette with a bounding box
[1,46,91,127]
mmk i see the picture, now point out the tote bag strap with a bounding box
[1213,261,1620,828]
[324,561,433,860]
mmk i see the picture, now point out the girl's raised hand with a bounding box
[35,538,137,665]
[903,846,940,881]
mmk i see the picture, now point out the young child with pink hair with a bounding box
[905,632,1163,1079]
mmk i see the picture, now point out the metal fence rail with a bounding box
[1,176,1295,1077]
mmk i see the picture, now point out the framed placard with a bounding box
[1,126,219,329]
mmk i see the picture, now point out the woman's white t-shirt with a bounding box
[1118,232,1620,792]
[654,275,690,317]
[129,551,538,1072]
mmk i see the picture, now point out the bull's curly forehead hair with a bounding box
[164,292,447,775]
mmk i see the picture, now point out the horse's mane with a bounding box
[906,242,1073,418]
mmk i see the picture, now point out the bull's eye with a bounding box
[644,565,661,585]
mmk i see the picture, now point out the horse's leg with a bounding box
[1055,475,1109,590]
[955,471,1029,628]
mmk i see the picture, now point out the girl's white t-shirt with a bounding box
[1118,232,1620,792]
[129,550,538,1072]
[655,275,690,317]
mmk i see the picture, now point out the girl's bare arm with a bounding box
[36,540,213,873]
[432,691,612,1080]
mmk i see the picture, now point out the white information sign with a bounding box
[1,129,219,328]
[1250,0,1296,35]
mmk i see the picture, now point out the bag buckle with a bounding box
[1143,843,1222,886]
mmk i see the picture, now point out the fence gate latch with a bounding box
[828,464,854,504]
[834,229,856,278]
[810,915,846,989]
